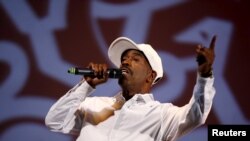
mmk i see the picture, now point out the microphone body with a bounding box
[68,67,122,78]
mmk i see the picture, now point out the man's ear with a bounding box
[147,70,157,84]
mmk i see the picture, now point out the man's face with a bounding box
[118,49,153,89]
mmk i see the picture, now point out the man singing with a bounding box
[45,36,216,141]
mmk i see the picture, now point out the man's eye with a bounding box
[133,58,140,62]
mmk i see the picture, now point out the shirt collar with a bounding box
[130,93,154,104]
[114,92,126,105]
[115,92,155,104]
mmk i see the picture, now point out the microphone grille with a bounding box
[108,69,122,78]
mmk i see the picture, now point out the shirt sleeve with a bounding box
[161,74,216,141]
[45,80,95,135]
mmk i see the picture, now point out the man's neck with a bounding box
[122,89,151,101]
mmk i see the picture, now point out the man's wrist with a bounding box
[200,69,213,78]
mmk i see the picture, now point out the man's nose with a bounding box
[121,59,130,67]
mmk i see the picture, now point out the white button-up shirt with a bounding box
[45,74,215,141]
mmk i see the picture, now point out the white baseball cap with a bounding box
[108,37,163,84]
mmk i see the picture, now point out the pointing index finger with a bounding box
[209,35,217,50]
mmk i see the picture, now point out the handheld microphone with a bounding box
[67,67,122,78]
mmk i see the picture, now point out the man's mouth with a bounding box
[121,67,131,76]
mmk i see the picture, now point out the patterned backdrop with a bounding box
[0,0,249,141]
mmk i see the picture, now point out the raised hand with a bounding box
[196,35,217,77]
